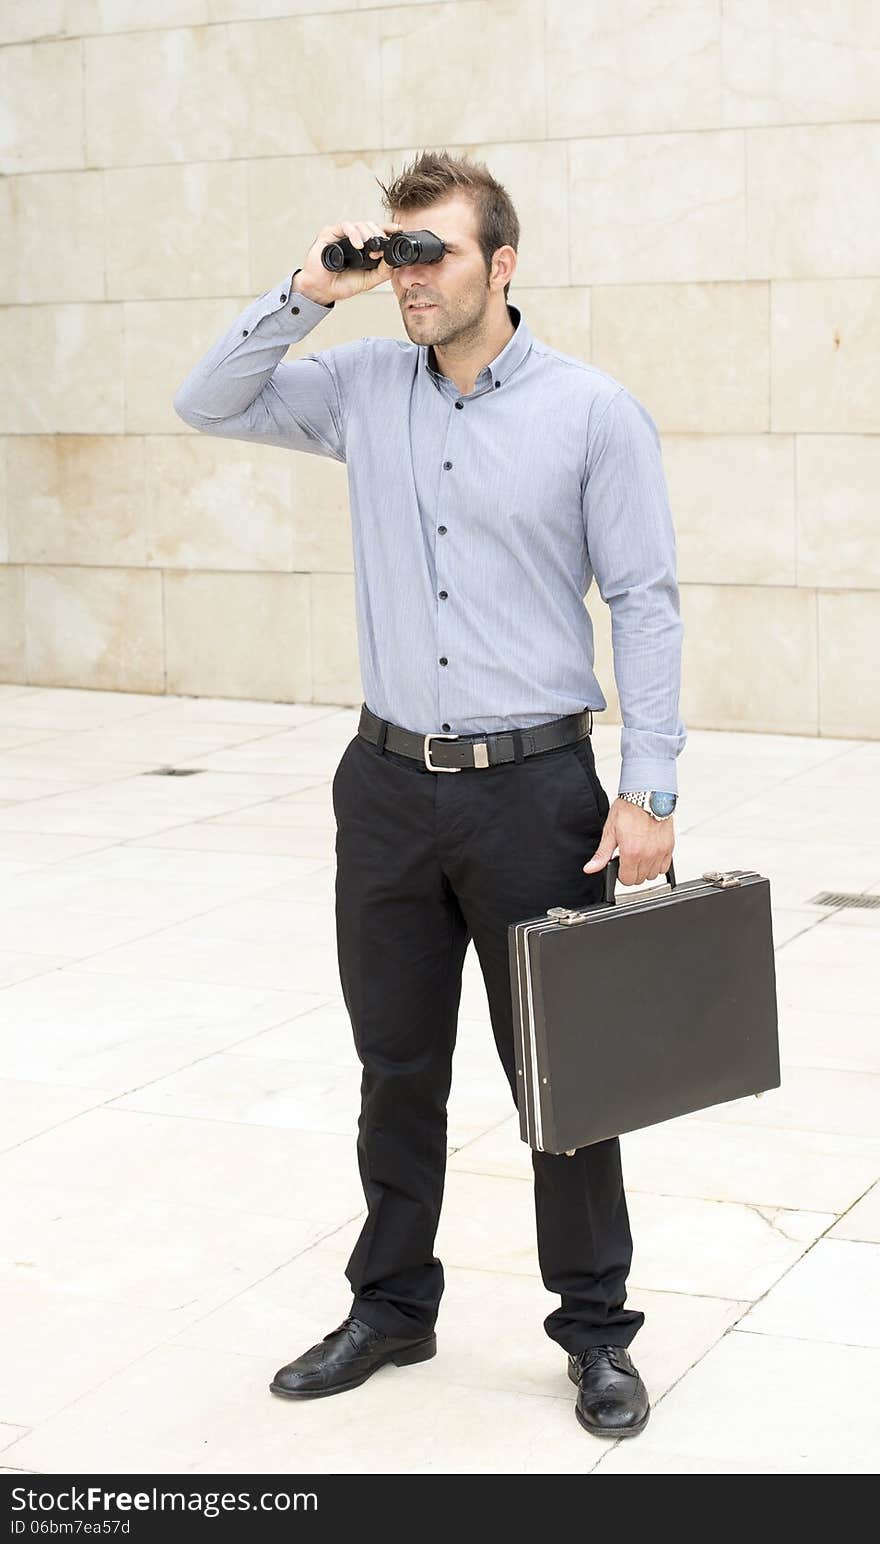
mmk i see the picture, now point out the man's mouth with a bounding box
[408,303,436,311]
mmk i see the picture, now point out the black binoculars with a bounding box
[320,228,446,273]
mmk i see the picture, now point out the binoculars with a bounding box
[320,228,446,273]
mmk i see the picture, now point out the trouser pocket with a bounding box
[568,737,610,820]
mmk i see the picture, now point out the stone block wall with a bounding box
[1,2,877,736]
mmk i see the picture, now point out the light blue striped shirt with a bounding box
[173,272,687,794]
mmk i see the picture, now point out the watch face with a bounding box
[650,791,677,817]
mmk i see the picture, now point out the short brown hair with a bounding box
[375,149,520,302]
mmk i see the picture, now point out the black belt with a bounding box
[357,703,594,773]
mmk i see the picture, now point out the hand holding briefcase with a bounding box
[508,858,780,1156]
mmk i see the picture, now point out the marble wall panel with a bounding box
[104,162,250,301]
[0,170,104,304]
[818,591,880,739]
[679,583,818,734]
[747,125,880,281]
[25,565,164,691]
[547,0,722,138]
[1,302,124,434]
[771,281,880,434]
[163,569,311,699]
[145,436,294,572]
[310,571,360,704]
[722,0,880,127]
[570,131,746,285]
[6,436,147,567]
[380,0,545,148]
[592,282,770,433]
[796,437,880,592]
[0,38,83,174]
[0,567,26,680]
[663,433,796,587]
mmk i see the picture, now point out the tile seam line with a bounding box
[0,816,327,844]
[593,1178,879,1465]
[4,115,879,136]
[157,1208,371,1352]
[0,1214,369,1445]
[5,276,876,307]
[773,902,880,956]
[625,1187,873,1216]
[0,2,492,54]
[0,752,343,774]
[716,1177,880,1329]
[12,962,301,993]
[680,740,880,836]
[733,1324,880,1351]
[0,1001,325,1150]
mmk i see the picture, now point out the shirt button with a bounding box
[439,657,448,666]
[495,380,501,388]
[439,590,448,599]
[291,305,300,314]
[442,723,451,732]
[438,525,447,534]
[455,400,464,409]
[443,461,452,470]
[242,328,249,336]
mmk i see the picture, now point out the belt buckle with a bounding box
[423,732,461,771]
[423,732,492,771]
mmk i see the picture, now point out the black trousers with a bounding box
[331,708,644,1356]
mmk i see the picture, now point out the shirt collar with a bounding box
[420,302,531,390]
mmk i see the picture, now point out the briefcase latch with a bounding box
[546,906,588,925]
[701,869,742,888]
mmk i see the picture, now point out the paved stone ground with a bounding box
[0,684,876,1474]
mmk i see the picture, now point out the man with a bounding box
[173,149,687,1440]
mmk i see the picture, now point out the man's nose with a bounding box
[397,260,432,281]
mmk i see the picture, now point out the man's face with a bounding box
[388,194,499,345]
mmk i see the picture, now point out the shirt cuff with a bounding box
[618,762,680,797]
[249,269,335,341]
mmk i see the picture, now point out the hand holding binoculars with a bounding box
[321,228,446,273]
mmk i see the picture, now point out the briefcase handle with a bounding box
[604,855,677,906]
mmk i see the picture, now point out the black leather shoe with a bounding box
[269,1315,437,1399]
[567,1345,650,1437]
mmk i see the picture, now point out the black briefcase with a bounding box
[508,859,780,1155]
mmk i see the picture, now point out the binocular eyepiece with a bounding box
[320,228,446,273]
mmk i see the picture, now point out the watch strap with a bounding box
[620,789,677,819]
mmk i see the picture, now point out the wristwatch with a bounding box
[619,790,678,821]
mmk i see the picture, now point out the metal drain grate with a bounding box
[145,767,206,777]
[808,891,880,910]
